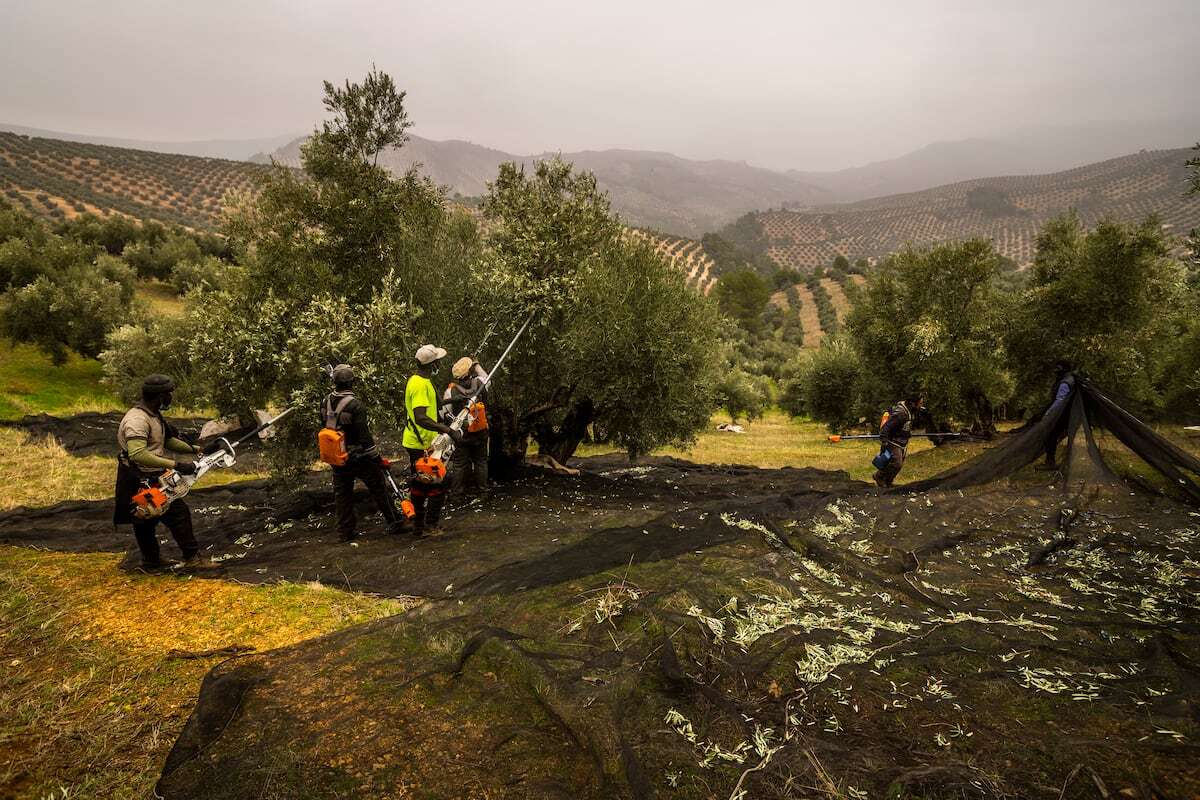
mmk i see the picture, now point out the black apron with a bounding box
[113,454,144,526]
[112,411,177,526]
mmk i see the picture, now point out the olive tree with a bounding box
[478,157,722,467]
[0,202,137,364]
[835,239,1014,432]
[2,254,135,363]
[104,71,723,475]
[103,69,469,467]
[1007,213,1188,411]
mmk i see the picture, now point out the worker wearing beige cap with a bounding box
[403,344,460,535]
[441,356,491,499]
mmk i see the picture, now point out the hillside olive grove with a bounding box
[782,213,1200,431]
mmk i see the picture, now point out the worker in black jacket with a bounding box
[323,364,405,541]
[873,393,925,488]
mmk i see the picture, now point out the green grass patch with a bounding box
[0,341,119,421]
[134,280,185,317]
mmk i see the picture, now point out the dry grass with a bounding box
[0,429,114,511]
[134,280,186,318]
[0,428,266,512]
[0,546,419,799]
[576,409,984,484]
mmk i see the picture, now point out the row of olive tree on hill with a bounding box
[784,211,1200,432]
[101,69,723,474]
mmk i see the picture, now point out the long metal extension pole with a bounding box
[469,313,535,402]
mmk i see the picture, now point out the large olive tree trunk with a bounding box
[533,397,594,465]
[487,396,595,479]
[487,405,529,481]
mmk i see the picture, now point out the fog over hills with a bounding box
[4,112,1196,239]
[0,123,299,162]
[257,135,832,238]
[256,115,1199,236]
[789,116,1200,202]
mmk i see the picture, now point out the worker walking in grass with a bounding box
[873,392,925,488]
[442,356,491,500]
[319,364,406,542]
[1036,359,1077,472]
[404,345,461,536]
[114,374,218,572]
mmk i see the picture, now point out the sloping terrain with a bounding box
[0,132,720,293]
[265,134,830,238]
[627,229,718,294]
[770,274,862,348]
[1,434,1196,799]
[761,149,1200,271]
[0,131,269,228]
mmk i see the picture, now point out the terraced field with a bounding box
[627,229,718,293]
[758,148,1200,270]
[0,131,270,228]
[770,273,863,348]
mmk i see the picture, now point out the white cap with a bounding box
[415,344,447,365]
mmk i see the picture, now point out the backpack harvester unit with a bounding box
[132,408,296,519]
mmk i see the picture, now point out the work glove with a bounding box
[200,440,224,456]
[174,461,198,476]
[449,428,464,444]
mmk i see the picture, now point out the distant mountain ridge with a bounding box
[790,116,1200,203]
[258,134,831,238]
[7,114,1196,238]
[3,129,1195,281]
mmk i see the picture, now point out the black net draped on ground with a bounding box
[907,378,1200,504]
[1,398,1197,799]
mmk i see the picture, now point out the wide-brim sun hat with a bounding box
[452,357,474,380]
[415,344,448,365]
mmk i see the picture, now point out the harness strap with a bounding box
[324,394,355,429]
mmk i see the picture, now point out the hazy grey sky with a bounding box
[2,0,1197,170]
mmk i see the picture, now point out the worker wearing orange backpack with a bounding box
[319,364,404,542]
[442,356,491,499]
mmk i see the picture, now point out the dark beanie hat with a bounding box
[331,364,355,386]
[142,374,176,396]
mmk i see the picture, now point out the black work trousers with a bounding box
[332,458,398,537]
[131,499,197,565]
[407,448,445,530]
[1045,418,1070,465]
[450,437,489,495]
